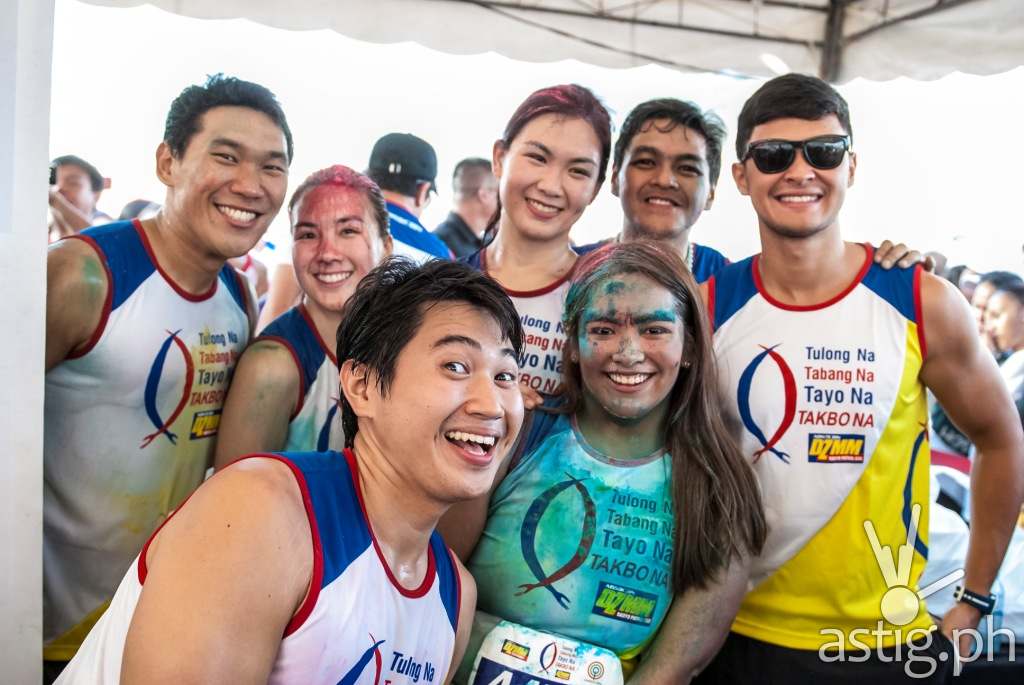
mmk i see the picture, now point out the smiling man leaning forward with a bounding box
[57,258,526,684]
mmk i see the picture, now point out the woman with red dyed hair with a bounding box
[464,84,612,399]
[214,165,392,466]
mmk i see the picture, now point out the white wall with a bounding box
[0,0,53,680]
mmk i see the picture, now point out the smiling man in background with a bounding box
[58,259,524,684]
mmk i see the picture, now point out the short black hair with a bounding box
[336,258,524,447]
[51,155,103,192]
[163,73,293,164]
[366,169,423,198]
[945,264,968,288]
[614,99,727,186]
[980,270,1024,290]
[736,73,852,159]
[993,282,1024,308]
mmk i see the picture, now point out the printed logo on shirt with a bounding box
[189,409,221,440]
[736,344,797,463]
[590,581,658,626]
[338,634,385,685]
[317,398,342,451]
[807,433,865,463]
[517,475,597,608]
[141,329,194,448]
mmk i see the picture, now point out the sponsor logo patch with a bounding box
[590,581,657,626]
[808,432,864,463]
[189,409,221,440]
[501,639,531,662]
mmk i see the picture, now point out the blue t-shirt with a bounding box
[386,201,452,263]
[576,239,728,283]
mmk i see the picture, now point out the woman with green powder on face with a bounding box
[440,240,767,683]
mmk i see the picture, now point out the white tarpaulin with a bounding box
[79,0,1024,81]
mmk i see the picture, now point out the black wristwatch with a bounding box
[953,586,996,615]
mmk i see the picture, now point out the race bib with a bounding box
[468,620,623,685]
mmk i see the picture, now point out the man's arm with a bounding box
[918,271,1024,646]
[45,238,109,371]
[628,558,750,684]
[48,189,94,234]
[213,341,300,470]
[445,557,478,685]
[121,458,312,684]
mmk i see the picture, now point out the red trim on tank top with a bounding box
[343,448,437,598]
[480,247,574,297]
[136,454,325,637]
[240,254,253,272]
[63,234,114,360]
[299,303,339,366]
[913,265,928,359]
[252,334,307,420]
[931,449,969,475]
[448,547,462,636]
[133,219,219,302]
[137,490,199,585]
[231,267,256,333]
[705,275,717,334]
[752,243,873,312]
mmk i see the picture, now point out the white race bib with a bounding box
[468,618,623,685]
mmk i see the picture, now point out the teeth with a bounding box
[445,431,496,446]
[526,198,560,214]
[217,205,257,223]
[316,272,351,284]
[609,373,650,386]
[778,195,819,203]
[646,198,675,206]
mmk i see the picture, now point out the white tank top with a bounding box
[467,249,571,396]
[58,450,462,684]
[43,220,252,658]
[258,304,345,452]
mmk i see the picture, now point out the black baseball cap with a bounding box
[368,133,438,192]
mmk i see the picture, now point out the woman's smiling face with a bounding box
[576,272,685,422]
[492,113,602,243]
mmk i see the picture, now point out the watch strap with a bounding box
[953,585,996,615]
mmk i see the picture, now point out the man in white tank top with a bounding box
[43,74,292,680]
[697,74,1024,683]
[58,259,525,684]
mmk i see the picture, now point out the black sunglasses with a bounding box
[742,135,851,174]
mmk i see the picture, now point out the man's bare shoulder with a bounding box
[48,235,108,292]
[155,456,309,555]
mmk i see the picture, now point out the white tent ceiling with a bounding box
[81,0,1024,81]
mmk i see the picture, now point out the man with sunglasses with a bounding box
[580,98,928,282]
[700,74,1024,682]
